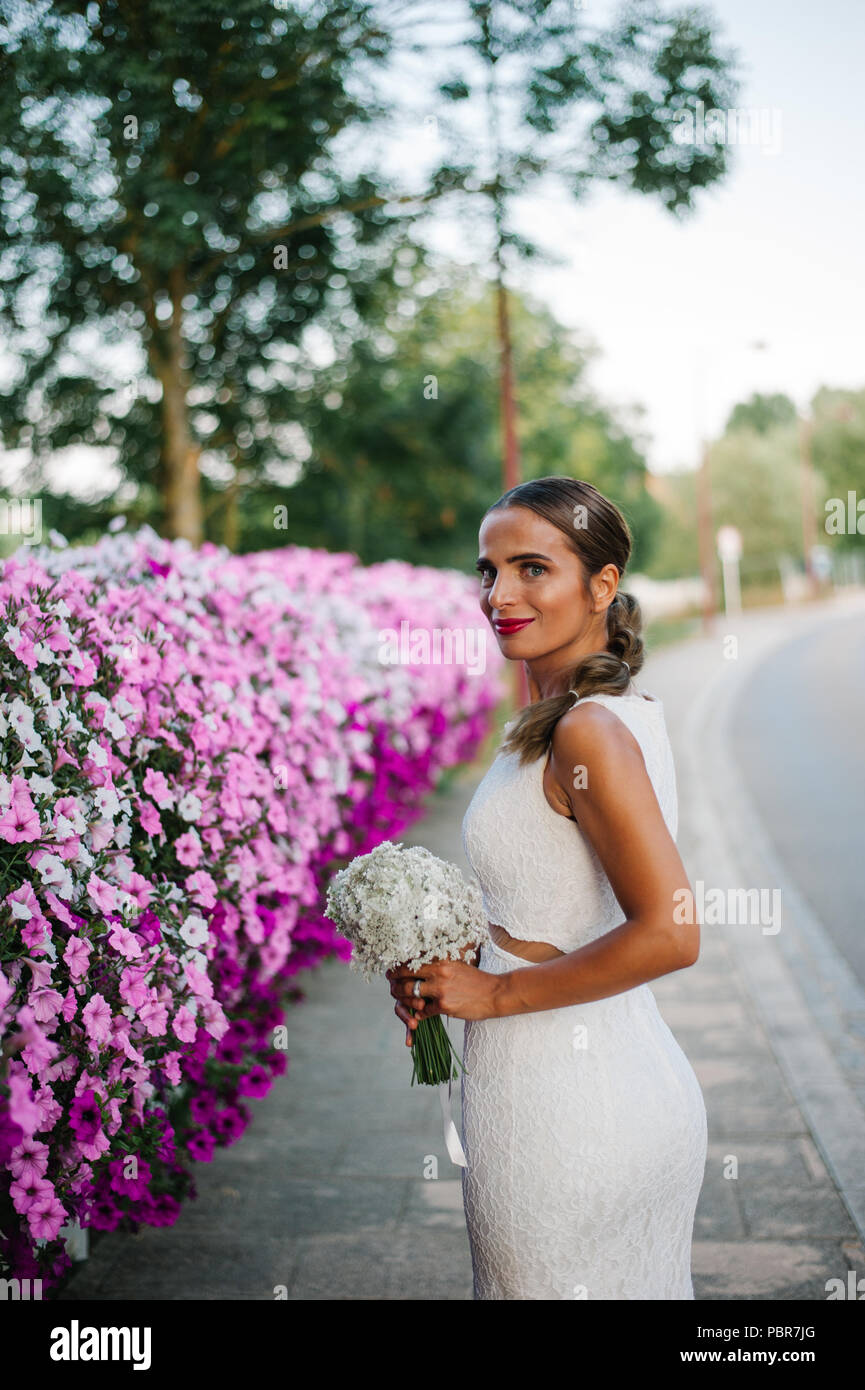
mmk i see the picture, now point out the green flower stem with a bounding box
[408,1010,466,1086]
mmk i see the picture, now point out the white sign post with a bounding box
[716,525,743,617]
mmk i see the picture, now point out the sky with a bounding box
[2,0,863,495]
[409,0,865,475]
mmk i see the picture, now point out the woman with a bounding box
[389,476,707,1300]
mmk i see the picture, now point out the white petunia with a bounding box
[176,791,202,822]
[180,914,210,949]
[103,709,127,739]
[35,853,74,899]
[86,739,109,767]
[28,774,56,798]
[33,642,56,666]
[180,947,208,974]
[28,674,51,702]
[8,697,35,732]
[93,786,122,820]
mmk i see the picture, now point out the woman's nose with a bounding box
[488,573,517,609]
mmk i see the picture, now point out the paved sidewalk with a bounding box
[60,593,865,1301]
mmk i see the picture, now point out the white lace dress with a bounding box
[459,690,707,1300]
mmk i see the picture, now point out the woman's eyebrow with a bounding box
[476,552,554,564]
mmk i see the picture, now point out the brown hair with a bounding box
[486,476,644,765]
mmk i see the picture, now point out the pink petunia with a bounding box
[183,960,213,1001]
[43,890,78,929]
[107,921,142,961]
[138,997,168,1037]
[172,1005,197,1043]
[28,1193,68,1241]
[7,1066,42,1138]
[6,879,40,921]
[174,829,202,868]
[9,1136,50,1184]
[16,1005,60,1073]
[201,998,229,1041]
[82,992,112,1045]
[142,768,174,808]
[137,799,163,837]
[63,934,92,980]
[89,820,115,852]
[186,869,217,908]
[86,873,116,913]
[0,786,41,842]
[119,966,149,1010]
[20,917,51,955]
[28,986,64,1026]
[9,1172,53,1216]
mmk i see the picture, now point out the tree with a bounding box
[810,386,865,549]
[428,0,740,489]
[0,0,463,542]
[254,263,663,572]
[0,0,739,546]
[724,392,797,435]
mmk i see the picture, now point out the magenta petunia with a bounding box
[187,1129,216,1162]
[69,1089,102,1143]
[237,1065,273,1099]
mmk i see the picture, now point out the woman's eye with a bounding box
[478,561,545,578]
[524,564,546,578]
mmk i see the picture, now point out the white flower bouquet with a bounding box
[325,840,488,1085]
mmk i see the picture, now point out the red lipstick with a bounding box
[493,618,535,634]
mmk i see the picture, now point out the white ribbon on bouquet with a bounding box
[437,1015,467,1167]
[439,1074,467,1167]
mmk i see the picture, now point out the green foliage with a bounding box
[724,392,798,435]
[0,0,415,517]
[256,265,663,573]
[810,387,865,544]
[0,0,739,549]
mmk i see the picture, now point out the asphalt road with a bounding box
[728,608,865,990]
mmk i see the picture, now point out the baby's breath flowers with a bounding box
[325,840,488,1085]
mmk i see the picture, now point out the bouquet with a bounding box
[325,840,488,1085]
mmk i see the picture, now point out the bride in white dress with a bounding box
[389,476,707,1300]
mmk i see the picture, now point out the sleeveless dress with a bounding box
[459,689,707,1300]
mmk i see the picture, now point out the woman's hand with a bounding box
[386,954,499,1046]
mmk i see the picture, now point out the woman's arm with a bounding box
[390,702,698,1025]
[494,701,698,1017]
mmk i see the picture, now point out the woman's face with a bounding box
[476,505,619,685]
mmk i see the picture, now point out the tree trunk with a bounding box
[496,270,521,494]
[157,271,204,546]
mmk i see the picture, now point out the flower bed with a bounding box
[0,527,502,1289]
